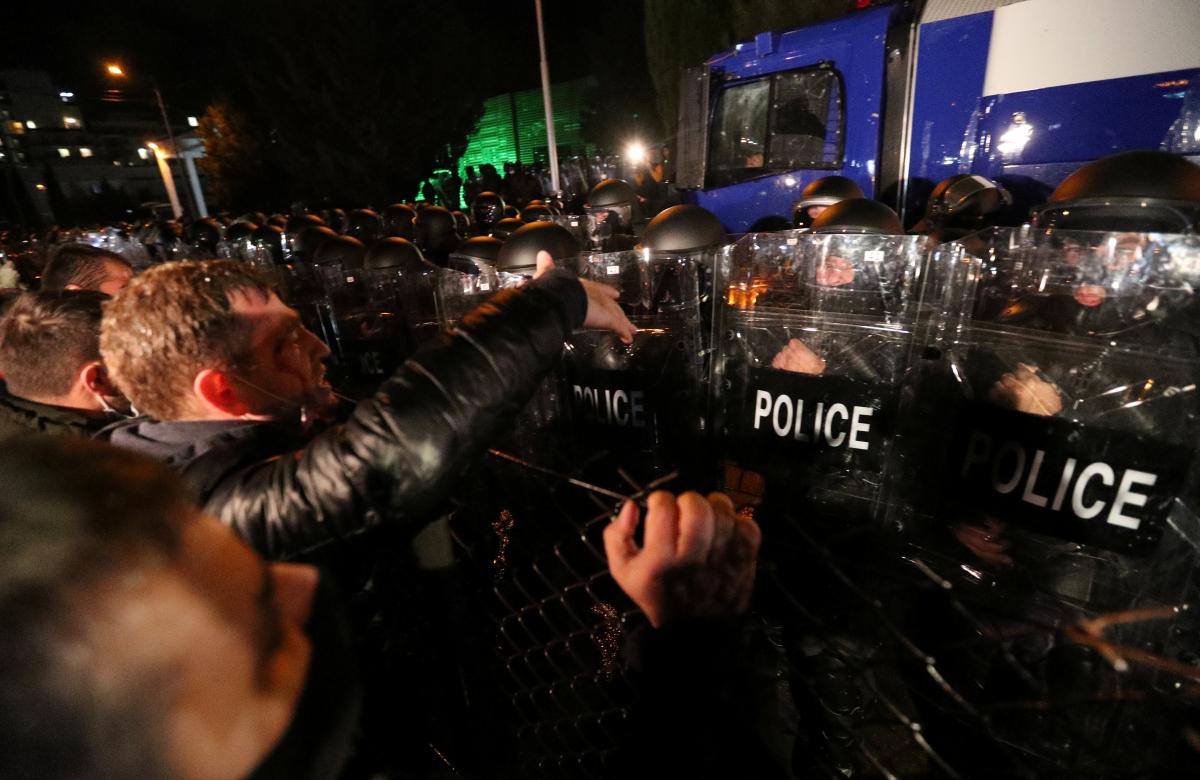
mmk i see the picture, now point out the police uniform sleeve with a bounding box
[206,269,586,559]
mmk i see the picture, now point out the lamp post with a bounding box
[104,62,195,219]
[534,0,560,196]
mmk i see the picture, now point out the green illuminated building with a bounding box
[456,77,597,178]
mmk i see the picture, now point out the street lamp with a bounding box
[102,61,194,218]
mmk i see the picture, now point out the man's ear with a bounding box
[194,369,250,418]
[79,361,119,397]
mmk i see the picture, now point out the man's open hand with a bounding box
[534,250,636,343]
[604,491,761,628]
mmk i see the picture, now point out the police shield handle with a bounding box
[604,491,761,628]
[534,250,636,344]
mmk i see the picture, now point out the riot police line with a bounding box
[271,202,1198,772]
[3,149,1198,775]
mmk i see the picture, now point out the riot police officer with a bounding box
[470,192,506,236]
[520,204,553,222]
[1032,149,1200,233]
[313,235,366,269]
[792,175,864,229]
[586,178,642,238]
[448,235,503,276]
[380,203,418,240]
[250,224,285,265]
[415,206,460,266]
[290,224,337,264]
[186,218,223,259]
[345,209,383,245]
[490,217,525,240]
[640,204,727,254]
[496,221,581,281]
[912,174,1011,243]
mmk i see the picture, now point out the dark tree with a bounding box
[195,100,278,213]
[209,0,487,207]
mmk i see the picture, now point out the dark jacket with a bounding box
[101,270,587,560]
[0,388,113,439]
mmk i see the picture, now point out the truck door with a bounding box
[679,6,894,233]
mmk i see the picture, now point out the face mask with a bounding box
[248,573,362,780]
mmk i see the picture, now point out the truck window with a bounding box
[707,66,843,187]
[708,78,771,182]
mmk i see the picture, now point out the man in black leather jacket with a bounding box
[98,256,635,561]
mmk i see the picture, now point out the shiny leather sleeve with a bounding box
[206,271,585,559]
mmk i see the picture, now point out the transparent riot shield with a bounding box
[438,265,565,458]
[276,260,340,371]
[564,248,710,484]
[321,265,419,400]
[436,263,504,329]
[83,229,152,269]
[399,262,445,352]
[712,231,931,522]
[548,213,609,251]
[896,227,1200,775]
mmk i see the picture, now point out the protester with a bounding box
[98,256,635,559]
[40,243,134,295]
[0,436,764,779]
[0,291,129,438]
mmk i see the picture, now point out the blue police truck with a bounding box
[673,0,1200,232]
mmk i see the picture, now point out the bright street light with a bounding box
[103,60,192,217]
[625,141,647,165]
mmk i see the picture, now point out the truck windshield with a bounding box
[707,66,843,187]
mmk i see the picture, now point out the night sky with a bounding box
[3,0,626,114]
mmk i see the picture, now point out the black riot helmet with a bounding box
[363,237,429,272]
[471,192,506,231]
[380,203,417,239]
[451,210,470,236]
[186,218,223,255]
[415,206,459,263]
[323,207,347,233]
[313,234,366,268]
[914,174,1011,238]
[268,214,288,229]
[810,198,904,235]
[503,205,520,219]
[1032,150,1200,233]
[496,221,581,276]
[344,209,383,244]
[641,204,727,254]
[520,204,553,222]
[291,224,337,262]
[251,224,285,264]
[224,221,257,243]
[490,217,525,240]
[586,178,639,233]
[448,235,503,275]
[285,213,325,239]
[793,175,864,229]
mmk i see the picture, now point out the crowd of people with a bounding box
[1,148,1199,778]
